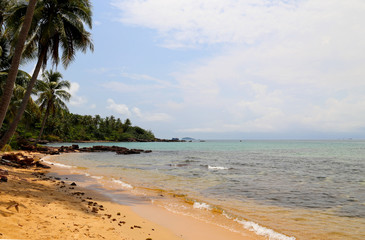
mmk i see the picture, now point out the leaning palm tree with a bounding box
[1,70,40,126]
[0,0,93,149]
[0,0,37,130]
[35,70,70,144]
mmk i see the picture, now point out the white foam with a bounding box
[234,219,296,240]
[42,160,74,169]
[91,175,103,180]
[111,178,133,189]
[208,165,228,170]
[193,202,212,210]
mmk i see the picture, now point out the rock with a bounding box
[0,175,7,182]
[35,161,51,169]
[38,140,49,144]
[70,182,77,186]
[49,150,60,155]
[20,144,36,151]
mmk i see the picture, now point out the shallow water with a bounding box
[47,140,365,239]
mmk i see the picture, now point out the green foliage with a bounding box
[1,144,11,152]
[45,134,62,142]
[27,112,156,142]
[9,136,18,149]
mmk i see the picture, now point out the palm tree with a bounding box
[0,0,37,130]
[35,70,70,143]
[0,0,93,149]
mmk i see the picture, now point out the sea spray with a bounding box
[208,165,229,170]
[111,178,133,189]
[234,218,296,240]
[42,159,74,169]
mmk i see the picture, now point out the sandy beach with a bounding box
[0,151,262,240]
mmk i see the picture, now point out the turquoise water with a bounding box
[48,140,365,239]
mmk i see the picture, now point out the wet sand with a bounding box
[0,155,262,240]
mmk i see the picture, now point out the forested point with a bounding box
[1,112,156,149]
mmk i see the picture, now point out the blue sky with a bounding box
[24,0,365,139]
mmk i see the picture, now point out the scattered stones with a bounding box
[91,207,98,213]
[0,175,8,182]
[71,192,85,196]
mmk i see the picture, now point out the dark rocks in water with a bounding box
[71,145,79,150]
[38,140,49,144]
[116,149,142,155]
[49,150,60,155]
[24,144,153,156]
[35,161,51,169]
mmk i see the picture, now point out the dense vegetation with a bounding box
[12,112,155,145]
[0,0,156,150]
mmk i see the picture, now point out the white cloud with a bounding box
[142,112,172,122]
[106,99,172,122]
[111,0,365,48]
[132,107,172,122]
[69,82,87,106]
[132,107,142,118]
[107,98,131,116]
[110,0,365,136]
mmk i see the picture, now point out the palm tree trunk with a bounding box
[0,47,46,150]
[0,0,37,130]
[35,104,50,145]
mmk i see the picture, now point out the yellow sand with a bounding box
[0,165,180,240]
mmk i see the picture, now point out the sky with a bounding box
[24,0,365,139]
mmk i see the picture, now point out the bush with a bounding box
[46,135,62,142]
[117,133,134,141]
[1,144,12,152]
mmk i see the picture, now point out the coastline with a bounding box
[0,160,181,240]
[3,141,363,240]
[0,151,261,240]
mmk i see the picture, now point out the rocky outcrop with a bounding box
[58,145,152,155]
[0,153,50,169]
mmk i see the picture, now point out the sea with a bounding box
[45,140,365,240]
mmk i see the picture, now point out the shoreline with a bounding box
[0,151,261,240]
[0,159,181,240]
[43,154,264,240]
